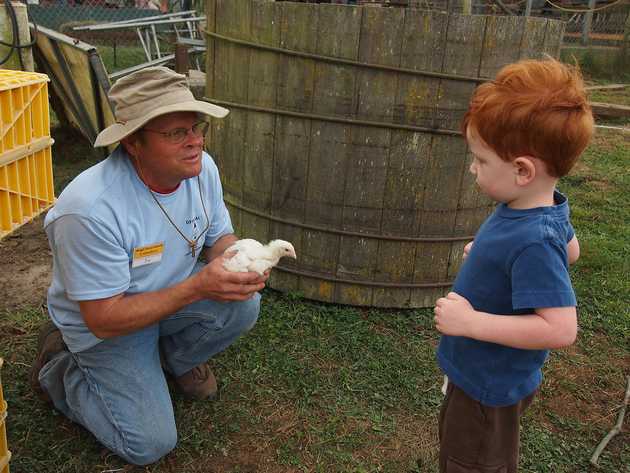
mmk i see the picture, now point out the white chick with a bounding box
[222,239,297,276]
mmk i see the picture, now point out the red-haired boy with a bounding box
[434,58,594,473]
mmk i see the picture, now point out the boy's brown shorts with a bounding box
[439,382,537,473]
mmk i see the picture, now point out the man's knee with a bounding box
[120,427,177,466]
[236,292,260,332]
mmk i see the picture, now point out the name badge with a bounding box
[132,242,164,268]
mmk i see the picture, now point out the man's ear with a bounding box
[120,136,134,157]
[513,157,536,186]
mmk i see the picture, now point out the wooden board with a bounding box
[31,25,114,147]
[335,5,404,306]
[520,16,549,60]
[590,101,630,118]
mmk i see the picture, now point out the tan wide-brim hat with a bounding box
[94,66,229,147]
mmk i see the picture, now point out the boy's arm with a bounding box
[567,235,580,264]
[434,292,577,350]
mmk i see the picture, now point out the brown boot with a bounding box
[30,321,67,403]
[174,363,217,401]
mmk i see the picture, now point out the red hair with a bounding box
[462,58,594,177]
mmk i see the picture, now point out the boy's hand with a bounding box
[434,292,477,337]
[463,241,473,260]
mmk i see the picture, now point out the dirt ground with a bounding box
[0,215,51,312]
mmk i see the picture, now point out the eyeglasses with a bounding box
[142,121,209,144]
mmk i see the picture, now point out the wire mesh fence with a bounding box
[14,0,630,76]
[25,0,630,43]
[21,0,205,74]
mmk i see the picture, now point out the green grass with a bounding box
[98,45,149,75]
[561,46,630,82]
[0,125,628,472]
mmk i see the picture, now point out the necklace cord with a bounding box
[133,155,210,256]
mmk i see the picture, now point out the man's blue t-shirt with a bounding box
[437,191,576,407]
[44,146,234,353]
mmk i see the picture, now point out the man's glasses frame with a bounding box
[142,121,209,145]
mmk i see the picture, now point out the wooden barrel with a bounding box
[204,0,565,308]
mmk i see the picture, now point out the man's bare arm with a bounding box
[81,236,266,339]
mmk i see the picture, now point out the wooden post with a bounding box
[582,0,597,46]
[0,2,34,71]
[174,42,189,74]
[524,0,533,16]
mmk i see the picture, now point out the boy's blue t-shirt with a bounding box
[437,191,576,407]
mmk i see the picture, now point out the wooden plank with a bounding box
[377,10,448,307]
[242,109,273,236]
[590,101,630,118]
[372,240,416,308]
[311,4,361,116]
[214,0,250,103]
[60,43,100,140]
[435,14,485,131]
[272,118,310,222]
[342,128,389,234]
[248,0,281,108]
[519,16,547,60]
[336,6,404,306]
[410,285,448,310]
[374,132,432,306]
[585,84,628,91]
[218,0,251,40]
[217,109,246,209]
[277,2,318,112]
[296,4,361,302]
[213,0,249,237]
[395,10,448,128]
[268,118,308,294]
[205,0,220,187]
[239,1,278,245]
[61,45,98,133]
[204,0,217,103]
[411,135,466,306]
[98,79,116,151]
[542,19,565,59]
[356,6,404,121]
[246,0,281,231]
[563,31,623,42]
[30,25,113,147]
[174,43,189,73]
[415,14,484,307]
[272,2,319,294]
[303,121,348,274]
[298,274,335,304]
[479,15,524,79]
[225,202,242,236]
[381,132,431,237]
[421,137,468,228]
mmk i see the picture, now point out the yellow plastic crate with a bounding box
[0,358,10,473]
[0,69,54,239]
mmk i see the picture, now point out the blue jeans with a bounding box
[38,295,260,465]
